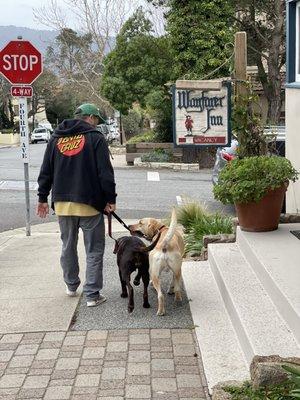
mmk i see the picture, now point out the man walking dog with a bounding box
[36,103,117,307]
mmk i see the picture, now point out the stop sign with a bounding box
[0,40,43,85]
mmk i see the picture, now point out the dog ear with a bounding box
[147,220,158,238]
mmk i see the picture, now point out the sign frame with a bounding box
[172,80,232,148]
[11,85,33,97]
[0,40,43,85]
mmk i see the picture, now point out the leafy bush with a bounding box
[176,199,233,257]
[233,88,268,158]
[141,148,172,162]
[145,88,173,143]
[282,364,300,398]
[213,156,299,205]
[224,381,295,400]
[122,109,143,139]
[126,130,158,144]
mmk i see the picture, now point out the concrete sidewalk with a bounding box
[0,220,137,334]
[0,221,210,400]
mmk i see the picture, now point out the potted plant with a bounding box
[213,87,298,232]
[213,155,298,231]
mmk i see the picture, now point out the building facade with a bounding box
[286,0,300,213]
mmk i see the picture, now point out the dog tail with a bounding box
[138,232,161,253]
[162,207,177,250]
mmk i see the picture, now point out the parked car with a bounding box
[212,126,286,185]
[97,123,120,144]
[212,139,238,185]
[31,128,51,144]
[38,122,53,133]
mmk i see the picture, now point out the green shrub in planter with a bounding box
[224,380,295,400]
[175,198,233,257]
[141,148,172,162]
[126,131,158,144]
[213,156,299,205]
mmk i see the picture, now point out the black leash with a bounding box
[107,211,130,243]
[111,211,131,232]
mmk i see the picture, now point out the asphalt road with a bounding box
[0,143,234,233]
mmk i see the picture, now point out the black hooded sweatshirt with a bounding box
[37,119,117,212]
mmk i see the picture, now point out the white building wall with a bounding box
[286,88,300,213]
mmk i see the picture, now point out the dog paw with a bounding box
[156,310,165,316]
[128,307,134,313]
[120,293,128,298]
[133,279,140,286]
[143,302,150,308]
[175,293,182,302]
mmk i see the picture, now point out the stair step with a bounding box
[208,243,300,364]
[182,261,249,391]
[237,224,300,345]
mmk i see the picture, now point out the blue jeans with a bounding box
[58,214,105,300]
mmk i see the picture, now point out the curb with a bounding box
[134,157,199,171]
[0,145,19,149]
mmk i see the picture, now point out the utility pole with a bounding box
[234,32,247,97]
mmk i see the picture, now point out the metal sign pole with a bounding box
[19,96,31,236]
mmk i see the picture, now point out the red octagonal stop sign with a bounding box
[0,40,43,85]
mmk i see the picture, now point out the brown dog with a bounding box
[113,233,160,313]
[129,208,185,316]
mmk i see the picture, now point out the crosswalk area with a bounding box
[0,180,38,191]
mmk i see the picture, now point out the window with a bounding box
[296,2,300,81]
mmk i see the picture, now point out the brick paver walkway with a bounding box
[0,329,209,400]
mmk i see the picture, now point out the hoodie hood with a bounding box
[52,119,96,138]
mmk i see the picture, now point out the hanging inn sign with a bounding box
[172,80,231,146]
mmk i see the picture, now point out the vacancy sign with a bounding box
[173,80,231,146]
[11,86,33,97]
[0,40,42,84]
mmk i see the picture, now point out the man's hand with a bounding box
[36,202,49,218]
[104,203,116,214]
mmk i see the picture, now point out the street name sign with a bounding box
[11,85,33,97]
[173,80,232,147]
[0,40,42,84]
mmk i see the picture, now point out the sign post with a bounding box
[19,97,31,236]
[0,38,43,236]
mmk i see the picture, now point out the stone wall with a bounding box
[0,133,20,145]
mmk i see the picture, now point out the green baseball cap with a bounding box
[74,103,101,120]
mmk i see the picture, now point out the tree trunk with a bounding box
[266,89,283,125]
[265,0,285,125]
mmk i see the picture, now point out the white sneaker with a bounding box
[87,295,107,307]
[65,286,77,297]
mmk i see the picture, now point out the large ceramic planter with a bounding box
[235,183,288,232]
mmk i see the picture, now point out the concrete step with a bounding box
[208,243,300,365]
[237,224,300,346]
[182,261,249,391]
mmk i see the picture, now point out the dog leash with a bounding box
[107,211,130,242]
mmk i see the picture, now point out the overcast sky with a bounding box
[0,0,51,29]
[0,0,163,31]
